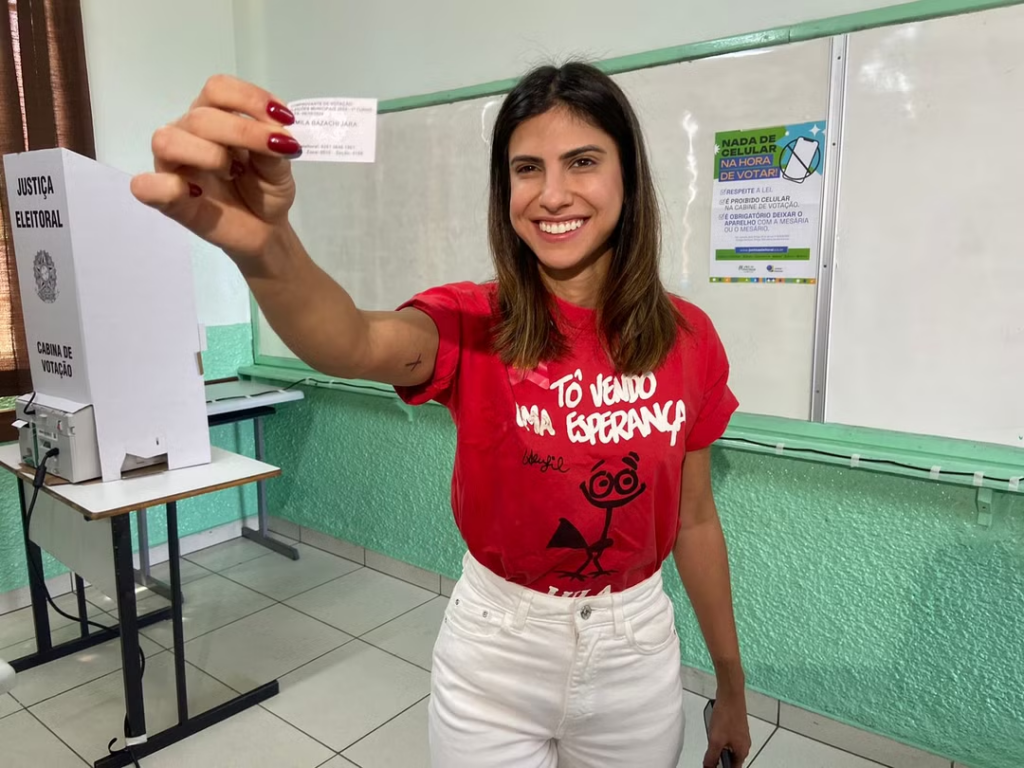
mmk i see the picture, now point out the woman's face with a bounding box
[508,107,624,286]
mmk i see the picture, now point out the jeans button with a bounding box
[580,605,592,620]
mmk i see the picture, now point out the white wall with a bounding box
[80,0,250,328]
[76,0,916,330]
[233,0,914,100]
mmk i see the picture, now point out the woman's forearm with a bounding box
[239,222,372,378]
[673,515,745,697]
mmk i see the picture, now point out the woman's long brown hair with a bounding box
[488,61,688,376]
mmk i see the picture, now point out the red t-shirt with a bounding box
[395,282,738,596]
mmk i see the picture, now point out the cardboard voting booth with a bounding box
[2,148,210,482]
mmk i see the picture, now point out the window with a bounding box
[0,0,95,439]
[1,0,30,414]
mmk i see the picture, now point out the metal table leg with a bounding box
[12,494,172,674]
[111,515,147,747]
[94,502,279,768]
[18,479,53,654]
[240,416,299,560]
[75,575,89,637]
[165,502,188,723]
[133,507,173,601]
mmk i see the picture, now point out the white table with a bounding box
[133,380,305,598]
[205,378,305,418]
[0,444,282,768]
[205,380,304,557]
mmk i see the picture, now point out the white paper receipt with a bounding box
[285,98,377,163]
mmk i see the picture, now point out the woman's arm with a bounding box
[245,223,440,386]
[673,446,751,766]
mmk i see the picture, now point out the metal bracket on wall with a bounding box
[976,487,994,527]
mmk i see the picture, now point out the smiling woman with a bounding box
[487,63,687,379]
[133,57,748,768]
[0,0,95,441]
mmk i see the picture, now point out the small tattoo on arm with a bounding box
[405,354,423,372]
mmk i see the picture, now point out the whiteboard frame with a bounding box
[810,35,849,421]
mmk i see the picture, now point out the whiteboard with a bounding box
[258,38,832,420]
[826,4,1024,448]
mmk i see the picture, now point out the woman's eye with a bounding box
[573,157,596,168]
[515,164,539,174]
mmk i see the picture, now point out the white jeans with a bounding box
[429,553,685,768]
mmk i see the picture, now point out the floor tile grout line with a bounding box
[279,566,367,604]
[360,561,445,595]
[267,601,363,644]
[336,693,432,755]
[182,544,277,572]
[19,648,172,711]
[78,559,216,611]
[255,700,349,758]
[183,623,356,692]
[25,706,93,766]
[354,638,433,675]
[131,569,290,647]
[21,648,280,765]
[213,559,365,605]
[353,594,447,641]
[117,540,440,651]
[189,631,430,743]
[188,529,300,559]
[281,590,437,657]
[798,727,897,766]
[25,687,124,766]
[281,567,374,603]
[747,725,779,767]
[279,562,441,628]
[259,596,440,677]
[745,724,779,767]
[297,533,450,595]
[160,578,366,651]
[182,628,353,760]
[155,572,444,675]
[775,703,936,768]
[764,724,897,767]
[160,599,296,651]
[292,537,366,569]
[0,601,105,652]
[22,555,438,692]
[18,646,314,764]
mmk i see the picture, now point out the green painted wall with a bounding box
[265,385,1024,768]
[0,323,255,594]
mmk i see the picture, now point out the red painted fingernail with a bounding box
[230,160,246,178]
[188,183,202,197]
[268,133,301,155]
[267,101,295,125]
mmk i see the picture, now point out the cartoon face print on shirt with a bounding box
[547,452,647,581]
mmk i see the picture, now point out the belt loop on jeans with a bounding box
[611,593,627,638]
[511,589,534,631]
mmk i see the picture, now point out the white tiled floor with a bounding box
[0,534,901,767]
